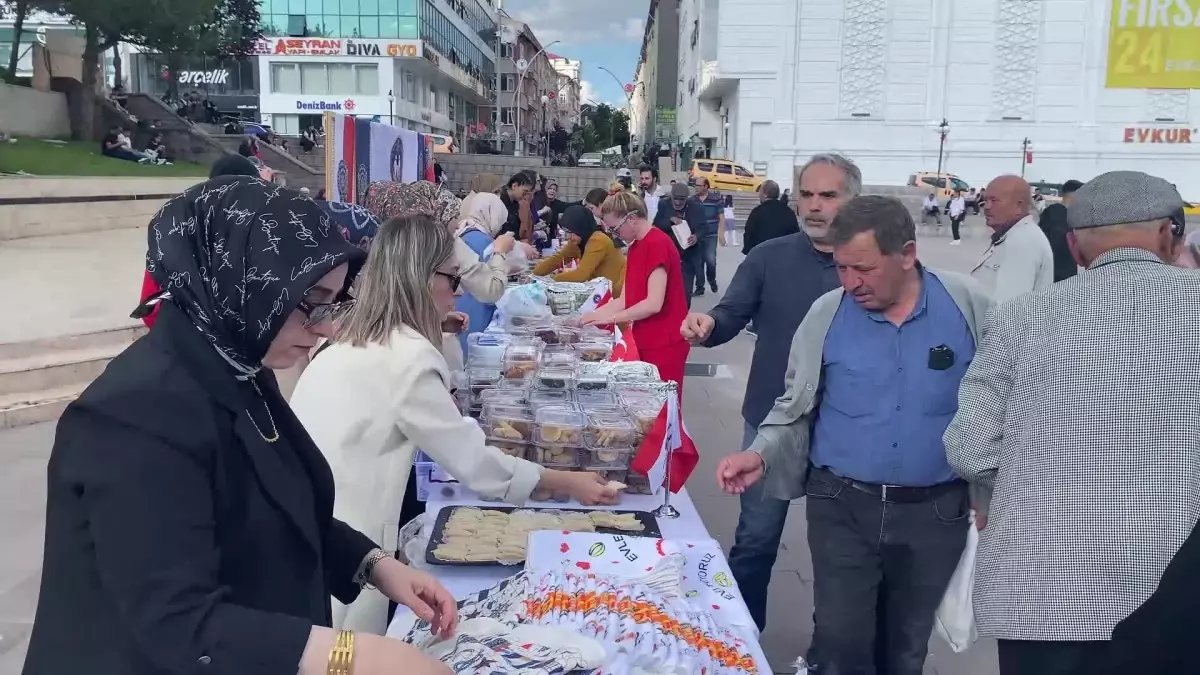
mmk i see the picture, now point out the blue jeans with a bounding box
[696,236,718,291]
[727,422,790,631]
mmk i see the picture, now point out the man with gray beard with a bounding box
[680,154,856,638]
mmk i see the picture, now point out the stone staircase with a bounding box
[0,326,146,429]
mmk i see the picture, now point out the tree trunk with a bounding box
[164,53,182,103]
[111,45,123,90]
[5,0,29,83]
[73,24,102,141]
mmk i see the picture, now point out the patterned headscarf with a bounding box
[317,200,380,252]
[142,176,367,377]
[363,180,461,231]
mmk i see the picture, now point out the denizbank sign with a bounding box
[296,99,357,112]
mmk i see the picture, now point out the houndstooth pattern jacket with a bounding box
[945,246,1200,641]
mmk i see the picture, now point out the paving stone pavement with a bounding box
[0,217,1003,674]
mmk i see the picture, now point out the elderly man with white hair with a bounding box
[946,171,1200,674]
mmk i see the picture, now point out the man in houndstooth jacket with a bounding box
[945,171,1200,674]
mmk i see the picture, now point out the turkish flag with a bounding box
[609,324,640,362]
[629,395,698,493]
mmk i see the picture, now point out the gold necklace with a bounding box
[247,379,280,443]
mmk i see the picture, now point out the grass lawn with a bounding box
[0,138,209,177]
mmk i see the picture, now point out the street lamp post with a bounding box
[935,118,950,180]
[541,93,549,166]
[1020,137,1033,177]
[513,39,561,157]
[387,90,395,126]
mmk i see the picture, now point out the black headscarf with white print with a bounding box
[143,176,366,377]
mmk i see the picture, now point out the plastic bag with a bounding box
[934,510,978,652]
[399,513,433,570]
[495,284,551,325]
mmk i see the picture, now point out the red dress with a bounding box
[623,227,691,393]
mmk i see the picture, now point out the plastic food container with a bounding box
[480,403,531,425]
[479,387,527,407]
[540,349,579,369]
[534,407,586,447]
[536,365,577,391]
[626,404,661,440]
[502,343,542,379]
[466,333,512,368]
[468,368,503,399]
[533,325,580,346]
[584,442,632,469]
[619,388,669,410]
[609,361,661,383]
[626,471,654,495]
[488,438,530,459]
[574,341,613,363]
[529,390,574,408]
[591,468,628,485]
[530,444,582,468]
[484,409,535,442]
[575,390,619,407]
[584,414,637,448]
[575,363,611,391]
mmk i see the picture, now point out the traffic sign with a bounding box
[546,91,557,100]
[624,83,635,93]
[515,58,528,71]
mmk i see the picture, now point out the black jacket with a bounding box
[23,304,375,675]
[1036,203,1079,282]
[742,199,800,255]
[652,195,709,253]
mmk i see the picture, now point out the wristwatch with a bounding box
[354,548,392,589]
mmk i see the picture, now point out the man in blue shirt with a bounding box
[717,196,989,675]
[688,176,725,296]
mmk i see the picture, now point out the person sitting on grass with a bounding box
[532,204,626,296]
[100,125,148,164]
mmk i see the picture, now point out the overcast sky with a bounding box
[500,0,647,109]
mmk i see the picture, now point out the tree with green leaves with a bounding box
[580,103,630,154]
[37,0,262,138]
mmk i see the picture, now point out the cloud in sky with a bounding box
[504,0,646,47]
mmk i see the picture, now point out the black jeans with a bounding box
[680,246,702,308]
[696,236,718,291]
[997,640,1109,675]
[950,215,964,240]
[806,467,969,675]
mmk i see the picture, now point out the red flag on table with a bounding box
[629,391,698,493]
[609,324,640,362]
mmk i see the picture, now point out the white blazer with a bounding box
[289,325,543,633]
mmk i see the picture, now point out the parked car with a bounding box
[578,152,603,168]
[907,171,971,201]
[688,158,763,193]
[430,134,456,154]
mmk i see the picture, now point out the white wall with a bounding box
[697,0,1200,197]
[0,83,70,138]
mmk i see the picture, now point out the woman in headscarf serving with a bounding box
[24,177,456,675]
[532,204,626,295]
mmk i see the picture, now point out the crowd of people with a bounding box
[17,145,1200,675]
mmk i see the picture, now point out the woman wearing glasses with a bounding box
[24,178,457,675]
[579,191,691,395]
[288,214,621,634]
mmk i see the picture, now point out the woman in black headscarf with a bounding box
[531,204,627,295]
[24,177,456,675]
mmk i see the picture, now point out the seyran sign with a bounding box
[1107,0,1200,89]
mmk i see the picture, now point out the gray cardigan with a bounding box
[748,268,994,502]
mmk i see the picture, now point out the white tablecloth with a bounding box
[385,487,774,673]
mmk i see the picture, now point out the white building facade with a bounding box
[548,55,582,129]
[258,36,489,142]
[681,0,1200,196]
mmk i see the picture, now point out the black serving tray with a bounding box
[425,505,661,567]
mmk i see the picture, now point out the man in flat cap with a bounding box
[945,170,1200,674]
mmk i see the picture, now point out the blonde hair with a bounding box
[600,190,647,220]
[471,173,505,195]
[335,215,454,347]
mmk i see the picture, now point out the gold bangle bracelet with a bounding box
[327,630,355,675]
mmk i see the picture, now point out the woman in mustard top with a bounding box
[532,204,627,296]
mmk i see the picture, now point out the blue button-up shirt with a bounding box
[810,269,975,487]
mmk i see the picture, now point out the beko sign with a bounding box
[178,70,229,85]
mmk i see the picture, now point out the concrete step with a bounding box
[0,325,146,429]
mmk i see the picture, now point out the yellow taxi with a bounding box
[1185,202,1200,216]
[907,171,971,200]
[430,134,456,154]
[688,158,763,193]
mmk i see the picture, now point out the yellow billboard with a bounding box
[1106,0,1200,89]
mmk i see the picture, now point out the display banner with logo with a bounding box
[323,111,435,204]
[1106,0,1200,89]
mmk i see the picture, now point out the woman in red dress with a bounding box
[580,191,690,394]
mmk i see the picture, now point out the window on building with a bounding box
[287,14,307,36]
[421,83,430,107]
[499,42,514,59]
[355,64,378,94]
[691,19,699,48]
[500,74,516,91]
[500,107,514,125]
[327,63,355,94]
[300,63,327,94]
[271,63,301,93]
[404,70,417,102]
[273,114,301,135]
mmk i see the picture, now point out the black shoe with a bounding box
[710,282,719,293]
[693,288,705,297]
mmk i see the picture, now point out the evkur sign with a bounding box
[1123,126,1195,143]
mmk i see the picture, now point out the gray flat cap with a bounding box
[1068,171,1182,230]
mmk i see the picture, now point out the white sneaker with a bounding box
[950,239,962,246]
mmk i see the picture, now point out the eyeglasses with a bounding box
[435,271,462,293]
[297,294,355,328]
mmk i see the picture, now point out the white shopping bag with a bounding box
[671,220,695,249]
[934,510,978,652]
